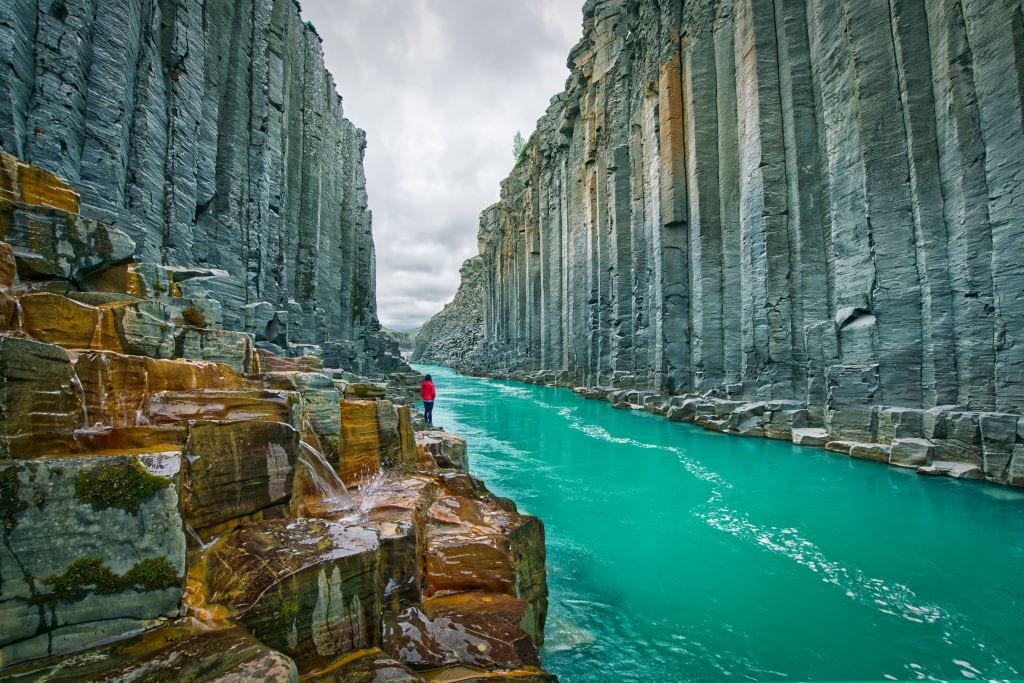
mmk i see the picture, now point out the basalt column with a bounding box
[0,0,381,349]
[416,0,1024,485]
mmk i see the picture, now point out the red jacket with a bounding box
[420,380,436,401]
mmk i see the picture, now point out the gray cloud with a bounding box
[299,0,583,330]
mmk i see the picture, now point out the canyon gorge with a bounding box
[416,0,1024,489]
[0,0,550,679]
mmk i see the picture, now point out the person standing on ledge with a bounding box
[420,374,436,426]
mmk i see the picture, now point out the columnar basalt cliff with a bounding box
[0,0,389,363]
[416,0,1024,487]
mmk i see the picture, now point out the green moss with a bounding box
[44,557,121,598]
[122,557,179,591]
[278,600,300,621]
[74,459,170,514]
[0,468,27,540]
[350,384,370,398]
[42,556,181,601]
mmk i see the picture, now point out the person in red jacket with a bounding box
[420,374,436,425]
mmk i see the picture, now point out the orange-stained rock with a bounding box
[182,420,299,532]
[379,401,421,472]
[0,336,82,458]
[200,519,381,668]
[417,431,469,471]
[419,666,556,682]
[304,648,424,682]
[338,399,382,486]
[18,291,122,351]
[0,623,298,682]
[75,425,188,453]
[420,477,548,646]
[340,475,439,614]
[424,525,516,597]
[266,372,343,468]
[145,389,299,426]
[16,292,174,357]
[144,355,250,392]
[73,350,147,428]
[383,592,540,671]
[0,241,15,331]
[11,155,79,214]
[258,348,325,373]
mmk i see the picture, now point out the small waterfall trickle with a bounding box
[12,298,24,335]
[69,371,89,428]
[291,440,351,518]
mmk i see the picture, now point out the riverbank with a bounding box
[440,362,1024,491]
[417,363,1024,682]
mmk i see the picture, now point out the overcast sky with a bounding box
[300,0,583,331]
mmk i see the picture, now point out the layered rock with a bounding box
[0,33,550,678]
[0,0,391,364]
[419,0,1024,487]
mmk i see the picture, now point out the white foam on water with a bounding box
[558,407,1021,679]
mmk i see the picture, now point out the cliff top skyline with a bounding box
[302,0,583,330]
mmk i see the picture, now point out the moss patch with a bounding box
[122,557,179,591]
[44,557,122,598]
[74,459,171,514]
[42,556,181,601]
[1,468,27,541]
[278,600,300,621]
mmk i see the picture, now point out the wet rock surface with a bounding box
[0,309,549,676]
[418,0,1024,490]
[0,52,550,683]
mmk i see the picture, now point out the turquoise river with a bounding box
[413,364,1024,682]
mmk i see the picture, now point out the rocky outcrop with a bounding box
[0,0,390,365]
[0,48,550,683]
[421,0,1024,487]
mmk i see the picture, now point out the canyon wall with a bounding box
[413,255,485,365]
[417,0,1024,485]
[0,0,380,351]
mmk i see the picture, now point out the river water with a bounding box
[413,364,1024,682]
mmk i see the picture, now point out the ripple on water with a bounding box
[415,364,1024,682]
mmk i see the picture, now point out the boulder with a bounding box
[917,461,985,480]
[416,430,469,471]
[889,438,934,468]
[0,337,82,458]
[383,593,540,670]
[181,420,300,535]
[202,519,381,669]
[792,428,828,447]
[0,453,184,668]
[849,443,892,464]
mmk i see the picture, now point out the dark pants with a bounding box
[423,400,434,424]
